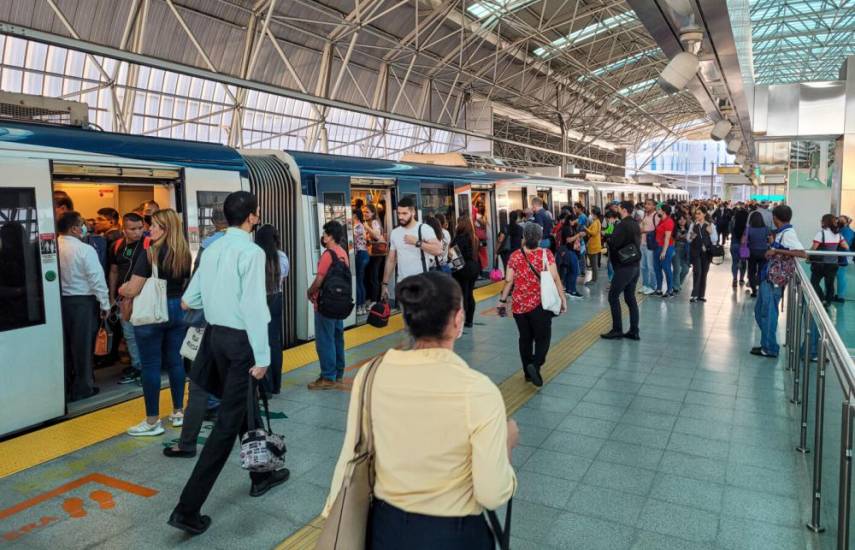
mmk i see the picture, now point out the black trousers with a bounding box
[265,292,283,394]
[811,263,838,302]
[175,325,268,515]
[747,252,767,293]
[513,305,552,373]
[691,253,712,298]
[608,265,640,334]
[61,295,98,399]
[369,499,493,550]
[366,255,386,303]
[453,267,478,325]
[178,380,209,451]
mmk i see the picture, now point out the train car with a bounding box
[589,180,663,206]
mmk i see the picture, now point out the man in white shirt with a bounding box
[57,211,110,401]
[381,196,443,300]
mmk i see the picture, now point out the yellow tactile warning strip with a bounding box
[274,297,644,550]
[0,283,503,480]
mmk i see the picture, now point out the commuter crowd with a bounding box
[54,185,852,547]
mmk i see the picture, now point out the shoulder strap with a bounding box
[486,499,512,550]
[352,354,385,491]
[541,248,548,272]
[523,250,540,280]
[418,224,428,273]
[113,238,124,254]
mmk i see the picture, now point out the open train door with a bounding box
[0,159,64,437]
[454,184,472,224]
[314,175,356,327]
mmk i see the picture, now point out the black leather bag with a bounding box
[615,242,642,265]
[486,498,512,550]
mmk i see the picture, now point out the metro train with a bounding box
[0,119,688,437]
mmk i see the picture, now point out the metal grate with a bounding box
[0,92,89,127]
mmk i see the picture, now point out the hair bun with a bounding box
[396,277,432,308]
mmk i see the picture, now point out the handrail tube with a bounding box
[837,400,853,550]
[798,346,812,452]
[804,250,855,257]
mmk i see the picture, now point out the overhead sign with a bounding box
[717,166,741,174]
[750,194,786,201]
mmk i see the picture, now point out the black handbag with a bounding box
[188,328,223,398]
[239,380,287,472]
[615,242,642,265]
[486,498,512,550]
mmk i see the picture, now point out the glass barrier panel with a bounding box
[821,363,845,539]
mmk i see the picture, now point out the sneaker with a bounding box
[653,290,663,296]
[739,279,745,286]
[698,297,707,302]
[127,419,165,437]
[832,296,846,303]
[569,292,583,298]
[690,297,698,303]
[642,287,656,295]
[523,363,543,387]
[169,412,184,428]
[307,377,337,391]
[118,371,140,385]
[732,280,738,288]
[750,347,778,358]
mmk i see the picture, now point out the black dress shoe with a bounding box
[168,511,211,535]
[250,468,290,497]
[600,331,624,340]
[523,364,543,387]
[623,332,640,341]
[163,447,197,458]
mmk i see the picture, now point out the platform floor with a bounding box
[0,262,820,550]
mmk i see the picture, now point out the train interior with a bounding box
[53,170,181,417]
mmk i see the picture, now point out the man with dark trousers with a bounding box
[601,200,641,340]
[168,191,288,535]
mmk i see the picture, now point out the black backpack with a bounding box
[318,250,354,319]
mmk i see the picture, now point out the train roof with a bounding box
[0,120,247,172]
[286,150,540,183]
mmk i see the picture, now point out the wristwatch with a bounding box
[416,240,423,248]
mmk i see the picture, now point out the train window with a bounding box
[420,186,453,218]
[321,192,349,232]
[196,191,230,241]
[0,188,46,332]
[457,193,470,220]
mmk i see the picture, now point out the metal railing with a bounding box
[785,258,855,549]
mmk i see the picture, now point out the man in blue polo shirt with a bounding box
[752,205,807,358]
[530,197,553,248]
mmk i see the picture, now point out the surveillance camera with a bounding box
[710,119,732,141]
[658,52,700,94]
[726,137,742,154]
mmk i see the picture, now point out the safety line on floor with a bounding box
[0,283,503,480]
[274,296,643,550]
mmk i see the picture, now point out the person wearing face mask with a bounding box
[307,220,350,390]
[169,191,287,535]
[323,272,517,549]
[57,211,111,401]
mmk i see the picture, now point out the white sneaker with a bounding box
[642,287,655,295]
[127,419,165,437]
[169,412,184,428]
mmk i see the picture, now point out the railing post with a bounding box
[837,397,853,550]
[797,342,812,453]
[807,335,827,532]
[795,305,811,405]
[790,288,803,373]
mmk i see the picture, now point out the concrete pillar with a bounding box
[837,57,855,217]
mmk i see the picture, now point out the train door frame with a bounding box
[313,175,356,329]
[0,158,64,437]
[471,185,496,271]
[350,179,394,326]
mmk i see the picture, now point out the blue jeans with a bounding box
[562,252,580,294]
[641,245,656,289]
[120,318,141,370]
[653,245,675,292]
[754,281,783,356]
[730,242,747,281]
[355,250,370,306]
[133,297,187,417]
[672,242,690,291]
[838,264,848,299]
[315,310,345,381]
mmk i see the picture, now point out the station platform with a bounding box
[0,263,820,550]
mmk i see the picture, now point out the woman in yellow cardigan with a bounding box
[585,207,603,283]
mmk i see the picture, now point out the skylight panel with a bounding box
[617,78,657,96]
[578,48,659,81]
[467,0,536,20]
[535,12,637,58]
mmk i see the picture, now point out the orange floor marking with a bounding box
[0,473,157,522]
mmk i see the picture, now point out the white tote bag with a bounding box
[540,248,563,315]
[130,262,169,326]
